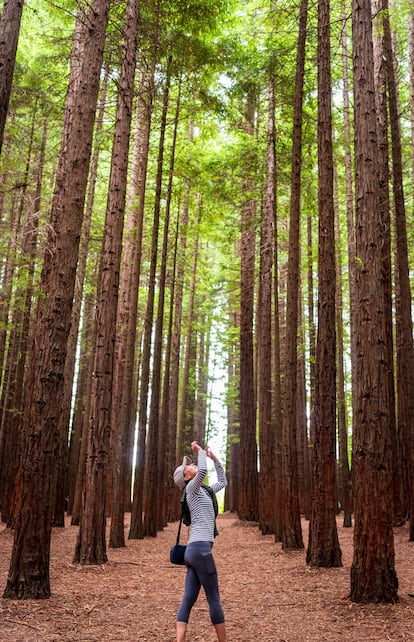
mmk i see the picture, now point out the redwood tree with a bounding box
[280,0,308,551]
[0,0,24,153]
[258,73,276,535]
[3,0,111,598]
[306,0,342,568]
[74,0,139,564]
[350,0,398,603]
[238,82,258,522]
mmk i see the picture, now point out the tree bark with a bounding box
[74,0,139,564]
[0,115,45,526]
[0,0,24,153]
[3,0,111,598]
[350,0,398,603]
[54,66,109,527]
[143,67,178,537]
[372,0,402,526]
[129,59,171,540]
[306,0,342,569]
[382,1,414,538]
[258,75,276,535]
[238,83,258,522]
[281,0,308,551]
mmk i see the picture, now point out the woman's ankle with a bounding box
[176,621,187,642]
[214,622,227,642]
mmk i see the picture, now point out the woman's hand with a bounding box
[206,446,218,462]
[191,440,202,453]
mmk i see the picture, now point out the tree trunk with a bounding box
[3,0,110,598]
[335,206,352,528]
[238,83,258,522]
[226,317,240,513]
[258,75,276,534]
[67,291,96,522]
[54,66,109,527]
[129,60,171,540]
[350,0,398,603]
[304,214,316,522]
[143,65,177,537]
[340,0,356,530]
[383,1,414,538]
[296,300,310,518]
[165,136,191,521]
[112,34,157,542]
[178,224,199,453]
[74,0,139,564]
[162,213,180,523]
[306,0,342,569]
[272,169,283,541]
[0,0,24,153]
[0,115,45,526]
[281,0,308,551]
[372,0,402,526]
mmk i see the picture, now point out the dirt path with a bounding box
[1,512,414,641]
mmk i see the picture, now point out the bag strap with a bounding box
[176,503,184,545]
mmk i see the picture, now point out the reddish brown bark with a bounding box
[0,0,24,153]
[281,0,307,551]
[3,0,111,597]
[307,0,342,568]
[350,0,398,603]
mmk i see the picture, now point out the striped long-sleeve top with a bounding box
[186,449,227,544]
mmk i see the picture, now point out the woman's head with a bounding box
[183,462,198,482]
[173,455,196,489]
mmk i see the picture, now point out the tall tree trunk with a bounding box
[165,134,191,520]
[0,0,24,153]
[69,290,98,526]
[74,0,139,564]
[306,0,342,569]
[405,2,414,541]
[3,0,111,598]
[112,22,158,541]
[258,75,276,535]
[335,203,352,528]
[238,83,258,522]
[178,223,200,454]
[143,68,178,537]
[349,0,398,603]
[372,0,402,526]
[67,291,96,520]
[383,1,414,538]
[121,60,156,539]
[273,177,283,542]
[304,213,315,523]
[409,4,414,193]
[296,299,310,518]
[194,321,209,446]
[162,213,180,522]
[1,115,45,525]
[104,1,147,551]
[53,65,110,528]
[281,0,308,551]
[340,0,356,528]
[226,314,240,513]
[129,59,171,540]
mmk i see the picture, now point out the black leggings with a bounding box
[176,541,225,625]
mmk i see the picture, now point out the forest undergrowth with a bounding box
[1,512,414,641]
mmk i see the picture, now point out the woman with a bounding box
[173,440,228,642]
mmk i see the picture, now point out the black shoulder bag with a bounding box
[170,507,187,565]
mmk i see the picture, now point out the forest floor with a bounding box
[1,512,414,642]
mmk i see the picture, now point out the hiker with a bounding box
[173,440,228,642]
